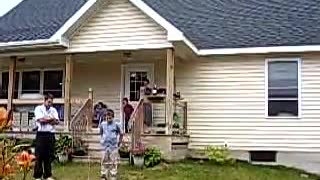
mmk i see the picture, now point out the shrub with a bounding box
[144,147,161,168]
[205,145,235,165]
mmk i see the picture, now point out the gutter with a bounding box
[0,39,65,51]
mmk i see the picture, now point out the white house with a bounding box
[1,0,320,174]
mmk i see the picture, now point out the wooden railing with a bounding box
[70,98,93,150]
[130,99,144,150]
[173,100,188,135]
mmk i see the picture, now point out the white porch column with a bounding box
[7,56,17,112]
[166,48,175,134]
[64,54,73,131]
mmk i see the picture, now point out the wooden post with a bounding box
[7,56,16,112]
[166,48,175,134]
[87,88,93,131]
[64,54,73,131]
[88,88,93,100]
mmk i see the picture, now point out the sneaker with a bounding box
[34,179,42,180]
[45,177,55,180]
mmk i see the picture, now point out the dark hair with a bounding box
[123,97,129,102]
[106,109,114,118]
[44,93,54,101]
[144,79,150,84]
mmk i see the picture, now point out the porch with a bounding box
[0,48,188,160]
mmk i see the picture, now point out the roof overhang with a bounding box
[0,0,97,52]
[198,45,320,56]
[0,39,67,51]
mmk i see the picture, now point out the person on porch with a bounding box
[140,79,153,133]
[94,101,107,127]
[33,93,59,180]
[122,97,134,133]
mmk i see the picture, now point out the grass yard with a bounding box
[15,161,319,180]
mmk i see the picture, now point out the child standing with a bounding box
[100,109,123,180]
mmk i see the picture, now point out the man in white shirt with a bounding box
[33,94,59,180]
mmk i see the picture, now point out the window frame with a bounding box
[0,68,64,99]
[265,58,302,119]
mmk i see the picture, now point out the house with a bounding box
[1,0,320,174]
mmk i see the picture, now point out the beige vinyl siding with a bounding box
[176,54,320,152]
[69,0,171,52]
[71,61,122,118]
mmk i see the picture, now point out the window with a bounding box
[0,72,19,99]
[267,59,300,117]
[0,69,64,99]
[250,151,277,162]
[129,72,148,101]
[44,71,63,98]
[22,71,40,94]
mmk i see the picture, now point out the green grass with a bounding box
[15,161,320,180]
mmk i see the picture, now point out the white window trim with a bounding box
[265,58,302,119]
[0,68,65,99]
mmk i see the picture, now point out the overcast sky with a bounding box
[0,0,23,16]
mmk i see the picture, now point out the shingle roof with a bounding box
[142,0,320,49]
[0,0,87,43]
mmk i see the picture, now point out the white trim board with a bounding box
[49,0,97,44]
[199,45,320,56]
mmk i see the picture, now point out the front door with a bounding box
[123,64,154,105]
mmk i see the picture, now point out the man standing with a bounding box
[33,94,59,180]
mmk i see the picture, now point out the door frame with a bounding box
[120,63,154,128]
[121,63,154,101]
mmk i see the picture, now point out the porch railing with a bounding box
[173,100,188,135]
[70,98,93,151]
[130,98,144,149]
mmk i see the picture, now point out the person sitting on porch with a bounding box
[94,101,107,127]
[122,97,134,133]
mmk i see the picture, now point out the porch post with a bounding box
[64,54,73,131]
[7,56,17,112]
[166,48,175,134]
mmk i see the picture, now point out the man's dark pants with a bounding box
[33,131,55,179]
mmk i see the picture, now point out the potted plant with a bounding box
[144,147,161,167]
[55,135,72,163]
[130,141,145,168]
[119,144,130,158]
[72,139,88,156]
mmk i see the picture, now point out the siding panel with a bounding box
[69,0,170,52]
[176,55,320,152]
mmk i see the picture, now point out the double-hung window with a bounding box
[266,59,300,117]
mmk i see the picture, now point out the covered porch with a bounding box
[0,48,187,136]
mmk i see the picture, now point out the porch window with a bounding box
[0,72,19,99]
[22,71,40,94]
[130,72,148,101]
[0,69,63,99]
[44,71,63,98]
[266,59,300,117]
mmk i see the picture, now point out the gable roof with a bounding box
[142,0,320,51]
[1,0,320,55]
[0,0,89,46]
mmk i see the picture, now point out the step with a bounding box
[72,156,129,164]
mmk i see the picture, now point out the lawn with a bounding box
[16,161,319,180]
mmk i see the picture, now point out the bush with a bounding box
[144,147,161,167]
[205,145,235,165]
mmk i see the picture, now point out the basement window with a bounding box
[250,151,277,162]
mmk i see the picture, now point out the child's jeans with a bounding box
[101,148,120,179]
